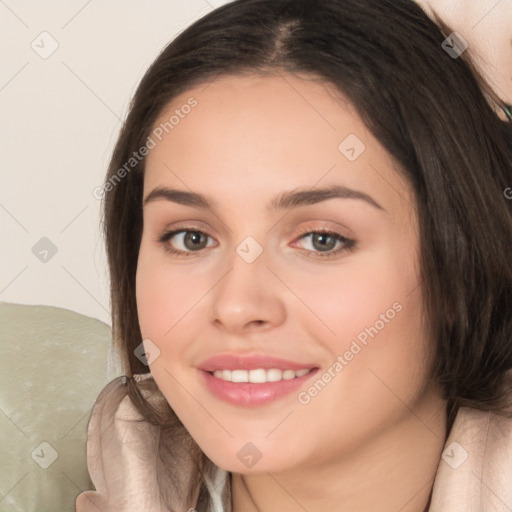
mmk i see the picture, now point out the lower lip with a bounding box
[199,368,319,407]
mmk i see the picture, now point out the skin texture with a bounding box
[135,73,447,512]
[415,0,512,112]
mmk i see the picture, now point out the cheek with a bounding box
[303,256,429,428]
[135,239,218,376]
[290,243,421,346]
[326,293,430,438]
[293,239,429,395]
[135,242,188,347]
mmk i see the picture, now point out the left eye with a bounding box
[292,230,356,258]
[300,231,347,252]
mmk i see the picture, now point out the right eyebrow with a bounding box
[143,187,215,210]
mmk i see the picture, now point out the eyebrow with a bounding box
[143,184,385,212]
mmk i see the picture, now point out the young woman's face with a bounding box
[136,72,442,473]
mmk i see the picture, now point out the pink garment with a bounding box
[76,374,512,511]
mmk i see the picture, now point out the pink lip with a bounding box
[197,353,317,372]
[199,367,319,407]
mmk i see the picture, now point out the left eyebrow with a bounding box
[270,185,385,212]
[142,184,385,212]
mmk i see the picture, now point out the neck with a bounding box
[231,389,447,512]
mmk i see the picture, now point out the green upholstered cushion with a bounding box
[0,302,116,512]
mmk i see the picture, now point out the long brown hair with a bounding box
[100,0,512,506]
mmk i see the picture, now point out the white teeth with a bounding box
[266,369,282,382]
[212,368,312,383]
[248,369,266,383]
[231,370,248,383]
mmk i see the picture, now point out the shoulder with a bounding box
[430,404,512,511]
[76,374,175,511]
[77,373,224,511]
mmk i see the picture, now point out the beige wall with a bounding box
[1,0,232,324]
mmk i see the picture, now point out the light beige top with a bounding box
[75,374,512,511]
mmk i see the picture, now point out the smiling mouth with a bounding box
[200,366,319,407]
[208,367,315,383]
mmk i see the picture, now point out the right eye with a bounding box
[158,229,217,256]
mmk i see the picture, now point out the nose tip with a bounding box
[210,254,286,334]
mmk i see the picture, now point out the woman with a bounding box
[76,0,512,510]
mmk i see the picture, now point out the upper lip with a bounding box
[197,353,318,372]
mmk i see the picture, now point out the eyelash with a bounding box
[156,226,356,260]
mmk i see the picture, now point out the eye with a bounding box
[158,229,216,256]
[292,229,356,258]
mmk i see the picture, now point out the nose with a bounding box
[210,246,286,334]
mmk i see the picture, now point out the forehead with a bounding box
[143,72,413,212]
